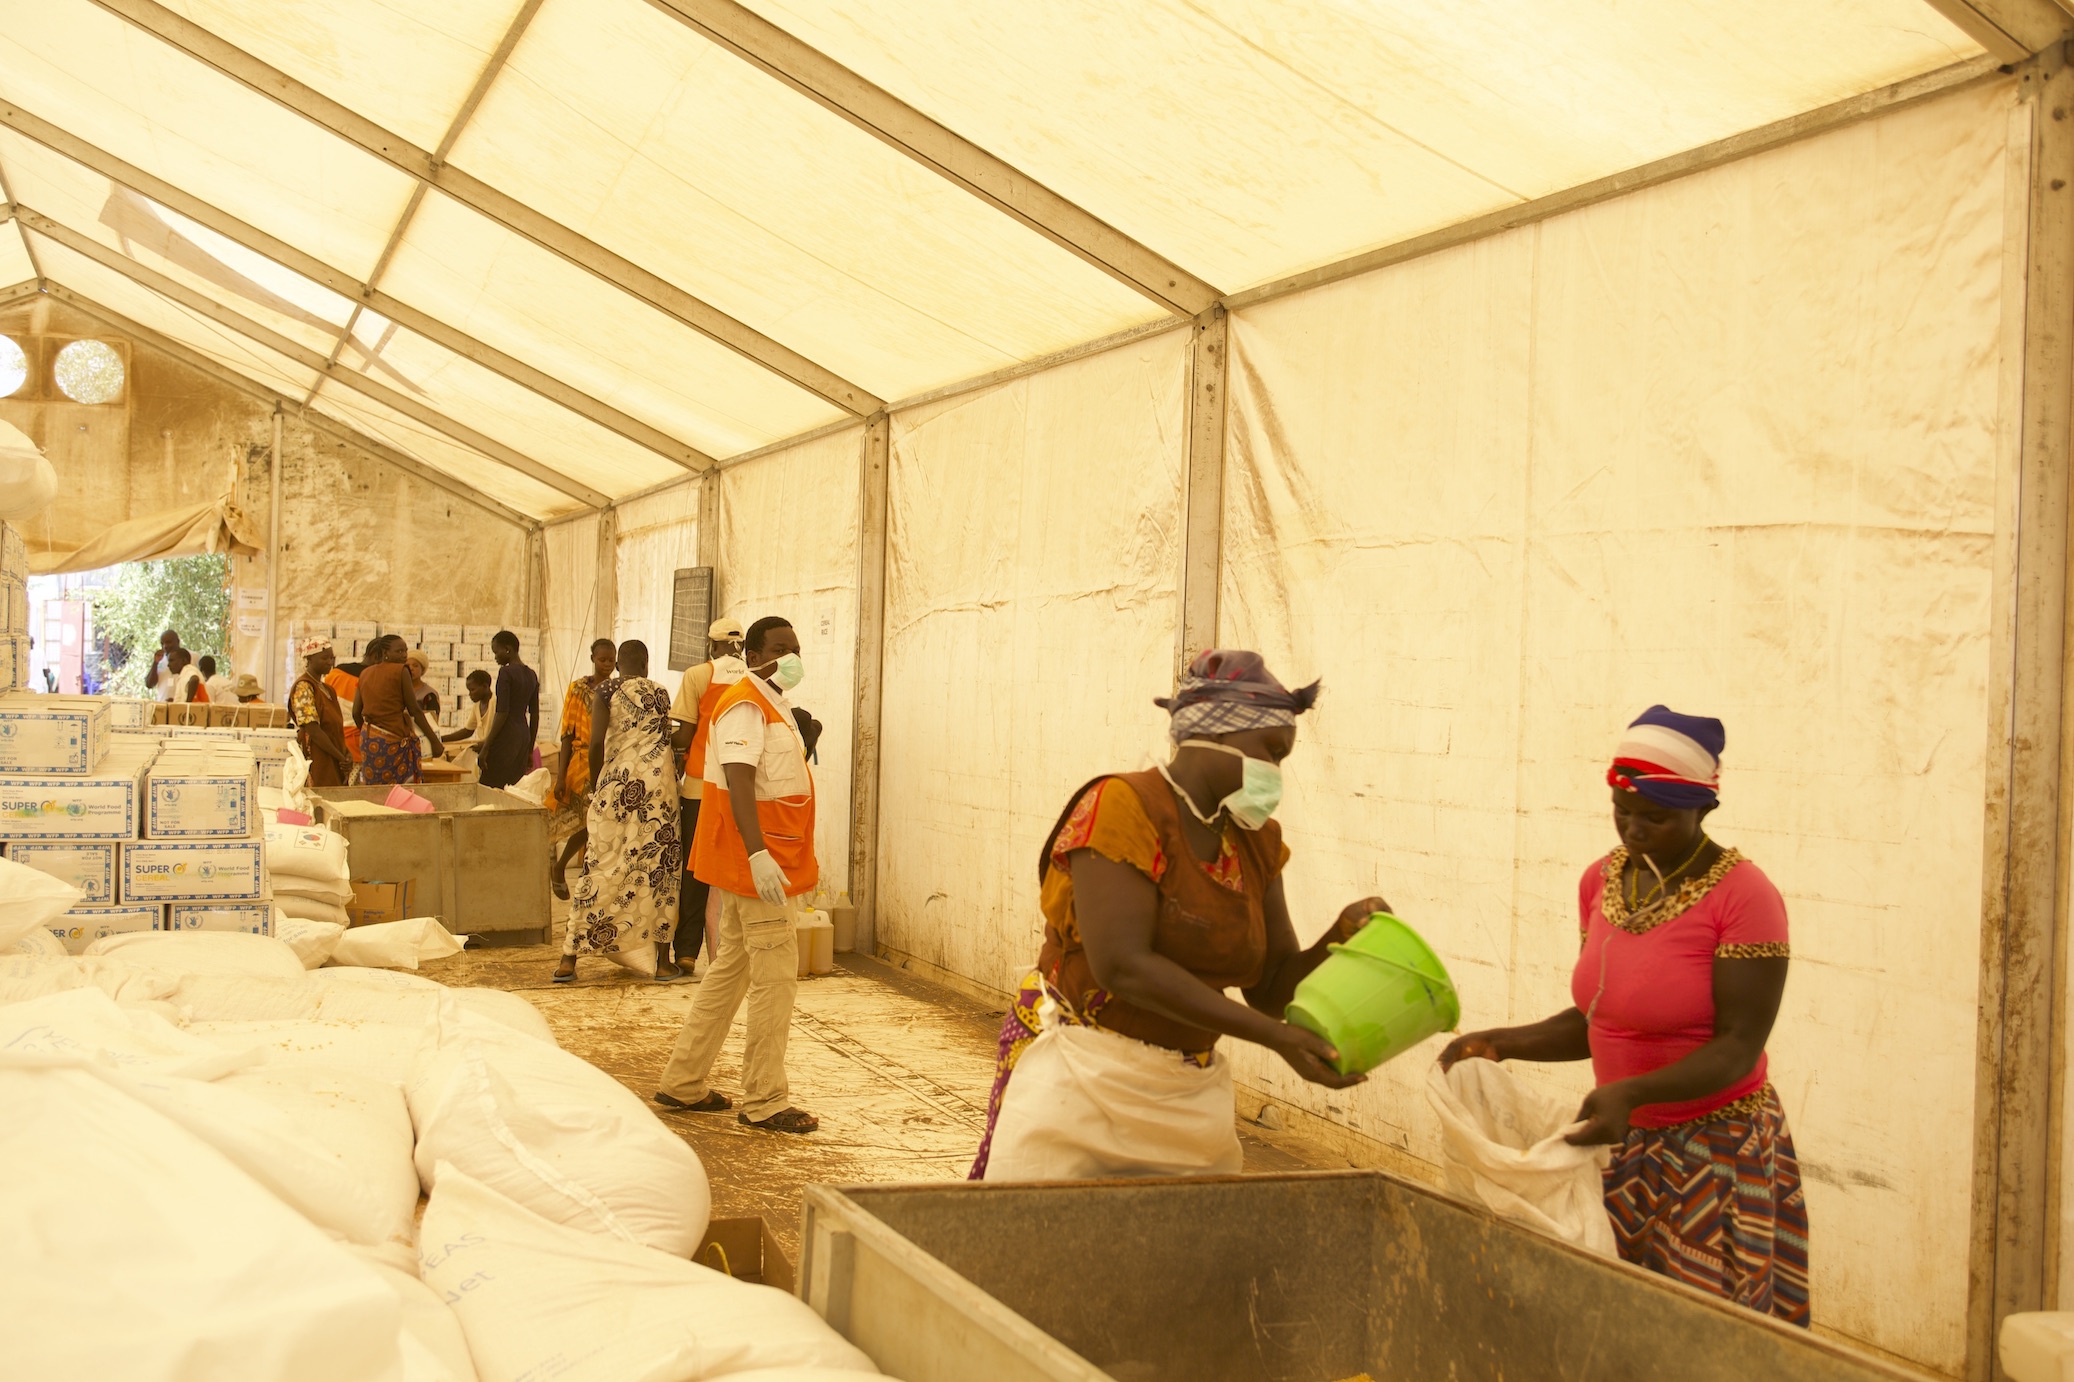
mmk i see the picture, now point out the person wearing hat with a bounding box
[666,616,746,968]
[968,649,1377,1181]
[232,672,264,703]
[288,637,351,788]
[1440,706,1805,1325]
[404,649,441,722]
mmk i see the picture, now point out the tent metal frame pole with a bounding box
[849,414,890,954]
[1969,44,2074,1381]
[1176,306,1228,676]
[1922,0,2073,63]
[46,283,538,531]
[21,209,610,509]
[643,0,1218,316]
[86,0,885,417]
[697,469,721,603]
[0,102,712,473]
[596,506,619,646]
[264,401,282,697]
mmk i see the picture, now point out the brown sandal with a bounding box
[654,1090,731,1113]
[740,1107,818,1135]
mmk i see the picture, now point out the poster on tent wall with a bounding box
[875,335,1187,995]
[1214,83,2007,1375]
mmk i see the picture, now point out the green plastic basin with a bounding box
[1285,913,1459,1076]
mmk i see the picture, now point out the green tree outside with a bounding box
[91,554,231,696]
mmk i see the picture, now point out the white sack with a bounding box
[278,916,346,968]
[311,965,443,991]
[15,926,69,958]
[0,1059,403,1382]
[409,1010,709,1255]
[187,1017,432,1089]
[264,822,351,885]
[331,918,466,970]
[278,893,355,927]
[0,854,85,949]
[84,930,308,980]
[0,952,87,1004]
[0,986,257,1081]
[419,1167,874,1382]
[1425,1061,1615,1257]
[448,986,557,1045]
[0,418,58,519]
[502,767,552,805]
[224,1065,421,1252]
[353,1252,481,1382]
[280,742,315,817]
[275,876,358,905]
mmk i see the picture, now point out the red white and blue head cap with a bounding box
[1607,705,1724,810]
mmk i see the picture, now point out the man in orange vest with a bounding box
[668,616,746,968]
[655,615,820,1134]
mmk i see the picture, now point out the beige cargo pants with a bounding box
[658,889,799,1121]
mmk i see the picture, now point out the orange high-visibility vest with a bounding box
[680,665,732,797]
[692,676,817,898]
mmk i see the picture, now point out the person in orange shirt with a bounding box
[654,615,818,1135]
[325,654,365,766]
[667,617,745,968]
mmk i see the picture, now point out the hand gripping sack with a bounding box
[1425,1059,1617,1257]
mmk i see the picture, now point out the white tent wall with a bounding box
[612,481,703,690]
[718,427,866,897]
[874,332,1188,996]
[1212,81,2008,1372]
[541,510,604,744]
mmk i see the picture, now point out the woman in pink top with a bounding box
[1441,705,1807,1325]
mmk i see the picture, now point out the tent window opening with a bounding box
[0,336,25,398]
[53,340,124,405]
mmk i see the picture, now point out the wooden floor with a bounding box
[422,913,1342,1260]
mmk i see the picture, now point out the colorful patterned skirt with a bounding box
[357,727,422,785]
[1602,1084,1811,1325]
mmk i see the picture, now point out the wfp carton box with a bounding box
[166,897,273,935]
[49,902,163,953]
[258,759,284,789]
[146,748,258,839]
[348,879,414,927]
[0,693,110,773]
[6,578,26,632]
[0,741,156,840]
[6,840,117,904]
[421,623,462,645]
[335,621,379,643]
[107,698,152,728]
[121,839,266,901]
[244,729,296,762]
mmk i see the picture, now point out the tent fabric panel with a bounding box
[719,426,866,895]
[734,0,1980,290]
[0,128,359,335]
[378,192,845,458]
[877,333,1187,994]
[0,236,35,292]
[38,239,323,399]
[340,312,687,497]
[1214,81,2006,1375]
[541,509,604,743]
[8,0,418,278]
[450,0,1166,402]
[611,478,702,675]
[304,381,580,520]
[159,0,528,151]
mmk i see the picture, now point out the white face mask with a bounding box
[759,652,804,691]
[1174,739,1284,830]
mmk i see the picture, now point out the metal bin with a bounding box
[314,783,549,942]
[800,1171,1929,1382]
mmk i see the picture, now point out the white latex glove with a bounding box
[748,849,790,906]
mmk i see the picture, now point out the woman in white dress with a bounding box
[553,640,684,983]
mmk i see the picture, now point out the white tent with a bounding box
[3,1,2071,1374]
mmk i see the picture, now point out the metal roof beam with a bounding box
[87,0,883,416]
[45,283,538,529]
[643,0,1219,316]
[0,100,713,471]
[23,208,609,509]
[1919,0,2072,62]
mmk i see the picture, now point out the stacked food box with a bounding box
[0,520,27,692]
[283,617,540,715]
[0,692,274,950]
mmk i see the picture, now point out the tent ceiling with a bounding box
[0,0,1995,520]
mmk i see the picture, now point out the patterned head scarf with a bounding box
[1608,705,1724,809]
[1155,649,1320,743]
[298,636,333,658]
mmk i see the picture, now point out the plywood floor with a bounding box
[422,913,1340,1260]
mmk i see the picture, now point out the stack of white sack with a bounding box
[267,821,356,929]
[0,930,882,1382]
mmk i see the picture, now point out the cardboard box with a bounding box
[335,621,378,642]
[419,640,453,662]
[692,1218,794,1291]
[121,839,266,901]
[348,878,414,927]
[107,698,152,728]
[1,523,25,579]
[257,759,284,789]
[244,729,297,761]
[0,694,111,774]
[7,579,26,632]
[386,624,422,646]
[420,623,463,646]
[462,625,502,646]
[7,840,117,904]
[112,724,174,741]
[166,897,273,935]
[49,902,163,953]
[0,741,156,840]
[146,749,258,838]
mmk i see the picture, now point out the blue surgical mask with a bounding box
[1177,739,1283,830]
[766,653,804,692]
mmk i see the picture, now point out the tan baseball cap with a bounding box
[708,617,744,641]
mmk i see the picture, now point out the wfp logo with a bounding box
[168,861,220,880]
[163,787,181,804]
[0,722,14,739]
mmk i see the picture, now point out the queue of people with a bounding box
[286,629,532,789]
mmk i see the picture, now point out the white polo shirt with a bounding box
[705,671,811,801]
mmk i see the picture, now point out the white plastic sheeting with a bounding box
[718,427,865,895]
[1213,83,2006,1373]
[540,511,602,743]
[876,333,1188,993]
[611,482,701,683]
